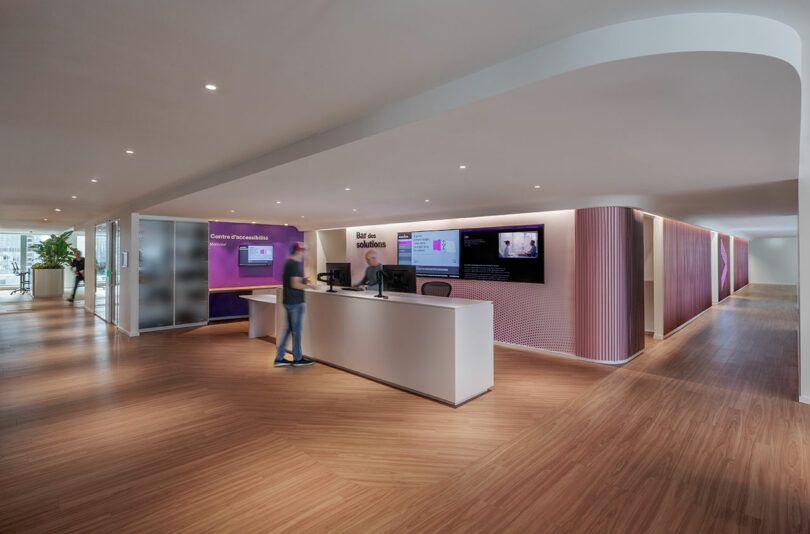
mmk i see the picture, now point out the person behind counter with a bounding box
[274,242,316,367]
[354,249,383,291]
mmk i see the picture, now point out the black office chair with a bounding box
[421,281,452,297]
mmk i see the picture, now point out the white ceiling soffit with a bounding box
[0,8,801,233]
[144,49,801,239]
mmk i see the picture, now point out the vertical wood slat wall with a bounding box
[734,237,749,291]
[575,207,644,362]
[663,219,712,336]
[718,233,731,302]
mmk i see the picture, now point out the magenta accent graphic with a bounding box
[433,240,441,251]
[720,240,728,289]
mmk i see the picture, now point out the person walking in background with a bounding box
[354,249,383,291]
[67,249,84,302]
[275,242,315,367]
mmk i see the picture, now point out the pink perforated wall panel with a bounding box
[734,237,749,291]
[350,210,576,355]
[574,207,644,362]
[663,219,712,336]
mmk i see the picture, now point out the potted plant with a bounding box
[30,230,76,298]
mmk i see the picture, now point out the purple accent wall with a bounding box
[208,221,302,289]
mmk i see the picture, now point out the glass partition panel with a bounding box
[95,223,107,318]
[0,234,23,288]
[138,220,174,329]
[174,222,209,324]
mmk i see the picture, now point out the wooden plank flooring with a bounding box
[0,285,808,532]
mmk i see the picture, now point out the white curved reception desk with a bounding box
[274,287,494,406]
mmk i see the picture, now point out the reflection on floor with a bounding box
[0,285,807,532]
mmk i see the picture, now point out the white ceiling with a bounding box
[1,1,807,236]
[145,52,800,238]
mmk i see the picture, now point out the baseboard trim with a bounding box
[209,315,249,321]
[799,395,810,405]
[657,307,711,340]
[494,341,644,366]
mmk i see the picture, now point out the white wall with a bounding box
[750,237,798,285]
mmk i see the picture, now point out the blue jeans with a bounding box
[275,303,305,362]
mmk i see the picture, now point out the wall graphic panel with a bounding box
[663,219,712,336]
[574,207,644,362]
[734,237,749,291]
[717,233,731,301]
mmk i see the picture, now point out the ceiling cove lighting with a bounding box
[125,149,135,155]
[204,84,218,91]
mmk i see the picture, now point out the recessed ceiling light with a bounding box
[213,219,219,222]
[352,208,357,212]
[90,178,98,183]
[204,84,218,91]
[43,218,48,222]
[276,201,281,204]
[54,208,61,212]
[251,221,256,224]
[284,223,288,226]
[125,149,135,155]
[459,164,467,170]
[345,187,351,191]
[424,199,430,203]
[71,195,77,199]
[534,185,541,189]
[300,215,305,219]
[230,209,235,213]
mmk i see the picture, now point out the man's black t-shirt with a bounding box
[283,258,305,305]
[71,258,85,279]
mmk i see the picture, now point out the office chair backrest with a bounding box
[421,281,452,297]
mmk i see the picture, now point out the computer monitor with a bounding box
[326,262,352,287]
[382,264,416,294]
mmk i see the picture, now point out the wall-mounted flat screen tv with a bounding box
[238,245,273,266]
[397,229,460,278]
[460,225,543,283]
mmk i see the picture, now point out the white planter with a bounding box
[32,268,65,298]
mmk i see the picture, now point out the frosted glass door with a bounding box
[138,220,174,329]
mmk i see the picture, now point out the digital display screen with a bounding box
[238,245,273,266]
[460,225,543,283]
[397,230,460,278]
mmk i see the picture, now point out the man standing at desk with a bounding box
[275,242,315,367]
[355,249,383,291]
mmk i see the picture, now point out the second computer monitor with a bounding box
[326,262,352,287]
[382,264,416,294]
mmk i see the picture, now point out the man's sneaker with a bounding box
[292,359,314,367]
[274,359,292,367]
